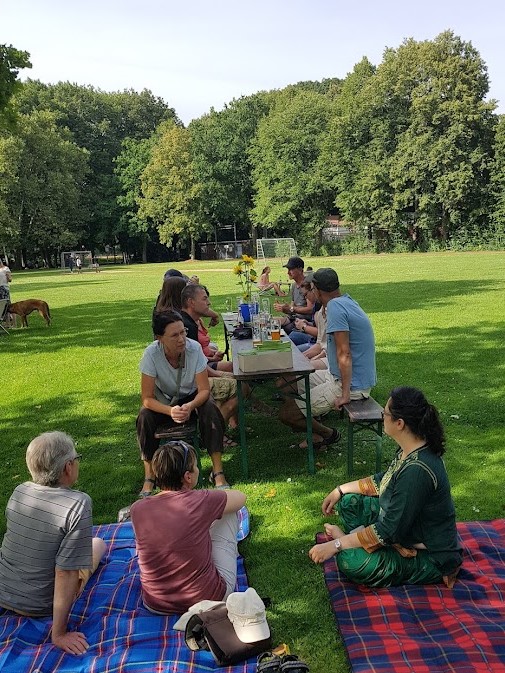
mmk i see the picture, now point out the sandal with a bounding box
[321,428,341,447]
[209,471,231,490]
[279,654,310,672]
[138,478,156,498]
[223,434,238,448]
[257,651,282,673]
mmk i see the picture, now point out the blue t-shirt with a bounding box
[326,294,376,390]
[139,339,207,404]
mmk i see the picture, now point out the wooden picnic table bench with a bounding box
[342,396,384,476]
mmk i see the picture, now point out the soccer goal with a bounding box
[256,238,297,265]
[60,251,92,270]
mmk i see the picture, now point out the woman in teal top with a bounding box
[309,386,462,587]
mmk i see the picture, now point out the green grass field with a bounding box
[1,251,504,673]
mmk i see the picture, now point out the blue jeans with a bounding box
[289,330,315,351]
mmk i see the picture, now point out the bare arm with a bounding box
[141,373,173,416]
[173,369,211,424]
[223,489,247,514]
[51,568,88,654]
[333,331,352,408]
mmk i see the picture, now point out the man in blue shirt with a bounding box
[279,268,376,451]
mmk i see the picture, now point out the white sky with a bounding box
[1,0,504,124]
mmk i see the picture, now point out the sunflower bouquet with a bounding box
[232,254,257,302]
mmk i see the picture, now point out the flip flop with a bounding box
[209,471,231,490]
[138,477,156,498]
[279,654,310,672]
[223,435,238,448]
[257,652,282,672]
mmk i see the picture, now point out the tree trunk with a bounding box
[190,235,196,260]
[142,234,147,263]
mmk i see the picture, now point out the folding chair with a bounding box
[0,299,10,334]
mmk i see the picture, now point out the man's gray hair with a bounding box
[181,283,206,308]
[26,431,76,486]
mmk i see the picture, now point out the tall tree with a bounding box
[490,114,505,233]
[250,89,335,249]
[14,82,178,255]
[1,110,88,266]
[139,123,209,259]
[0,44,31,128]
[115,135,156,262]
[189,93,271,242]
[323,33,496,244]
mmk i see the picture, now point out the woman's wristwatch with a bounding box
[334,538,342,553]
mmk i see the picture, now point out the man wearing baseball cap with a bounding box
[279,267,376,450]
[273,256,314,335]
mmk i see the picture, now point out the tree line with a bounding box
[1,31,505,267]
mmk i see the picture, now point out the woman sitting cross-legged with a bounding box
[136,310,230,492]
[130,441,246,614]
[309,386,463,587]
[257,266,286,296]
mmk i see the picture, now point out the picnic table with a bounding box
[231,335,315,479]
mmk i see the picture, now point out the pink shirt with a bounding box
[197,319,213,357]
[130,489,227,613]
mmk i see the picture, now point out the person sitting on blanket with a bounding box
[136,309,230,492]
[130,440,246,614]
[0,431,107,655]
[309,386,463,587]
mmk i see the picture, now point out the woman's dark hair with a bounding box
[151,441,197,490]
[152,309,184,337]
[156,276,187,313]
[261,266,270,274]
[389,386,446,456]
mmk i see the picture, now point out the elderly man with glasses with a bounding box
[0,432,106,655]
[279,268,377,451]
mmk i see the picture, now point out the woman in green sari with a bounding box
[309,386,462,587]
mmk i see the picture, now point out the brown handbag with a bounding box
[185,603,271,666]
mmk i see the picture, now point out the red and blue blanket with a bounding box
[0,514,255,673]
[321,519,505,673]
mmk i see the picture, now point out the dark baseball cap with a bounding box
[283,256,304,270]
[312,268,340,292]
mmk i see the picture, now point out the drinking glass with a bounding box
[270,317,281,341]
[261,297,270,315]
[252,314,262,345]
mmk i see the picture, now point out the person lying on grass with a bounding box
[130,441,246,614]
[136,309,230,492]
[0,432,106,655]
[309,386,463,588]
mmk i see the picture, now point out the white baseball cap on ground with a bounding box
[225,588,270,643]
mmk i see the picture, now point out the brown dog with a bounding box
[8,299,51,327]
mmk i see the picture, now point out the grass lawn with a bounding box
[1,251,504,673]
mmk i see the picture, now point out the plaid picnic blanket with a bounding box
[0,511,255,673]
[321,519,505,673]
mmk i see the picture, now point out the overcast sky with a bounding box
[2,0,504,124]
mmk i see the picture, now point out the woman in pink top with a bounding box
[130,441,246,614]
[257,266,286,296]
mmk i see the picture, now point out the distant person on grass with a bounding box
[257,266,286,296]
[130,440,246,614]
[310,386,463,588]
[136,310,230,492]
[0,432,106,655]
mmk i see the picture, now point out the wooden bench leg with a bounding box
[375,422,382,473]
[347,417,354,476]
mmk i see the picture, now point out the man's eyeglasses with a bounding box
[70,453,82,463]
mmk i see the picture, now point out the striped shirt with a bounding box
[0,482,93,615]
